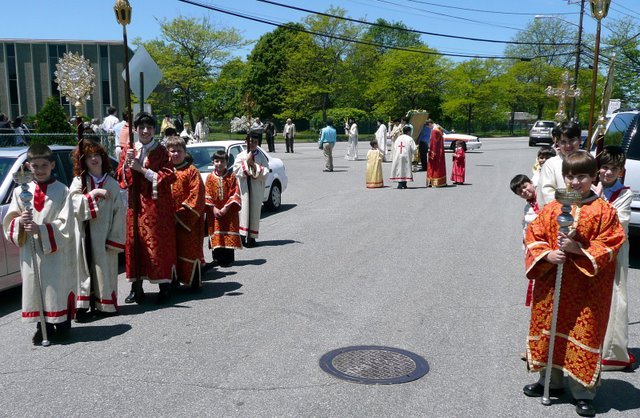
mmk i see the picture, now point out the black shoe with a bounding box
[75,308,92,323]
[190,270,202,293]
[523,382,565,398]
[93,310,118,319]
[155,284,171,305]
[124,290,137,304]
[32,323,54,345]
[53,319,71,340]
[247,238,257,247]
[575,400,596,417]
[125,283,145,304]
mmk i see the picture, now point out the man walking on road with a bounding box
[319,120,337,172]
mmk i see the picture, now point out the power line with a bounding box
[257,0,574,46]
[403,0,577,16]
[177,0,572,61]
[373,0,525,32]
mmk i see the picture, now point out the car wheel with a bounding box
[265,181,281,211]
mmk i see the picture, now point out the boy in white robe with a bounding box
[594,146,635,371]
[2,144,76,344]
[70,139,126,320]
[233,135,270,247]
[389,125,417,189]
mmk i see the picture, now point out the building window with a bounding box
[100,45,111,107]
[6,44,20,117]
[48,44,70,113]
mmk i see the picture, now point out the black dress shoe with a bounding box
[75,308,92,323]
[124,290,137,304]
[32,323,55,345]
[575,400,596,417]
[155,284,171,305]
[523,382,565,398]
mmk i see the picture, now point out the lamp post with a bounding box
[586,0,612,148]
[535,2,585,122]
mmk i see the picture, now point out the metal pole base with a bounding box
[541,397,551,406]
[41,339,51,347]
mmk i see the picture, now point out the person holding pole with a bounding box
[117,112,177,304]
[3,144,77,345]
[233,133,270,248]
[523,151,625,417]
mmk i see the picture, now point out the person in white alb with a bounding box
[344,118,358,161]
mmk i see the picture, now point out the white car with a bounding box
[442,129,482,151]
[187,141,288,211]
[588,110,640,235]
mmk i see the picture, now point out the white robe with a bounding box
[233,150,270,239]
[389,134,416,183]
[536,155,565,207]
[2,181,76,323]
[375,124,388,161]
[602,187,632,368]
[70,174,126,312]
[345,123,358,161]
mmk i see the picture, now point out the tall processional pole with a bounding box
[114,0,142,301]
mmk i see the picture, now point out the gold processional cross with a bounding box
[545,71,581,123]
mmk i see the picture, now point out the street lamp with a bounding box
[586,0,611,152]
[535,1,585,122]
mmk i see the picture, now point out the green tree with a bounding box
[35,97,72,133]
[603,17,640,107]
[363,18,422,54]
[281,7,362,121]
[365,47,446,120]
[442,59,506,133]
[206,58,248,120]
[244,24,308,119]
[137,16,247,126]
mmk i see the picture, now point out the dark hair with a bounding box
[72,139,111,177]
[425,119,433,125]
[559,121,581,140]
[212,150,227,161]
[562,150,597,177]
[164,127,177,137]
[551,125,562,142]
[12,117,22,128]
[537,145,556,159]
[377,119,384,124]
[326,119,334,126]
[27,143,54,162]
[402,117,410,123]
[134,112,156,128]
[402,125,412,134]
[510,174,532,194]
[392,118,400,123]
[370,140,378,148]
[164,136,187,152]
[600,145,626,168]
[107,106,116,115]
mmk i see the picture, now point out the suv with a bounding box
[588,110,640,235]
[529,120,555,146]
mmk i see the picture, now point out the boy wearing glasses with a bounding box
[537,122,582,207]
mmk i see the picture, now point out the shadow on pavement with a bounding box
[254,239,298,247]
[118,281,243,316]
[57,323,133,344]
[0,286,21,318]
[262,203,297,219]
[233,258,266,266]
[596,378,640,414]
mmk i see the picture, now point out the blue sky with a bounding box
[1,0,637,61]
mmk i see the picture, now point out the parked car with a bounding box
[186,141,288,211]
[587,110,640,235]
[529,120,556,146]
[442,129,482,151]
[0,145,119,292]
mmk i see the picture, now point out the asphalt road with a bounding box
[0,138,639,417]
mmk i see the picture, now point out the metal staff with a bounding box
[13,167,50,346]
[115,0,142,301]
[542,188,581,405]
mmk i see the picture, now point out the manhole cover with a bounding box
[319,346,429,384]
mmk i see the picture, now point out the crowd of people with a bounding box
[0,113,29,145]
[318,117,465,190]
[2,112,266,346]
[509,121,634,417]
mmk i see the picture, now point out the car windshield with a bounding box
[536,122,555,128]
[188,146,225,173]
[0,156,18,185]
